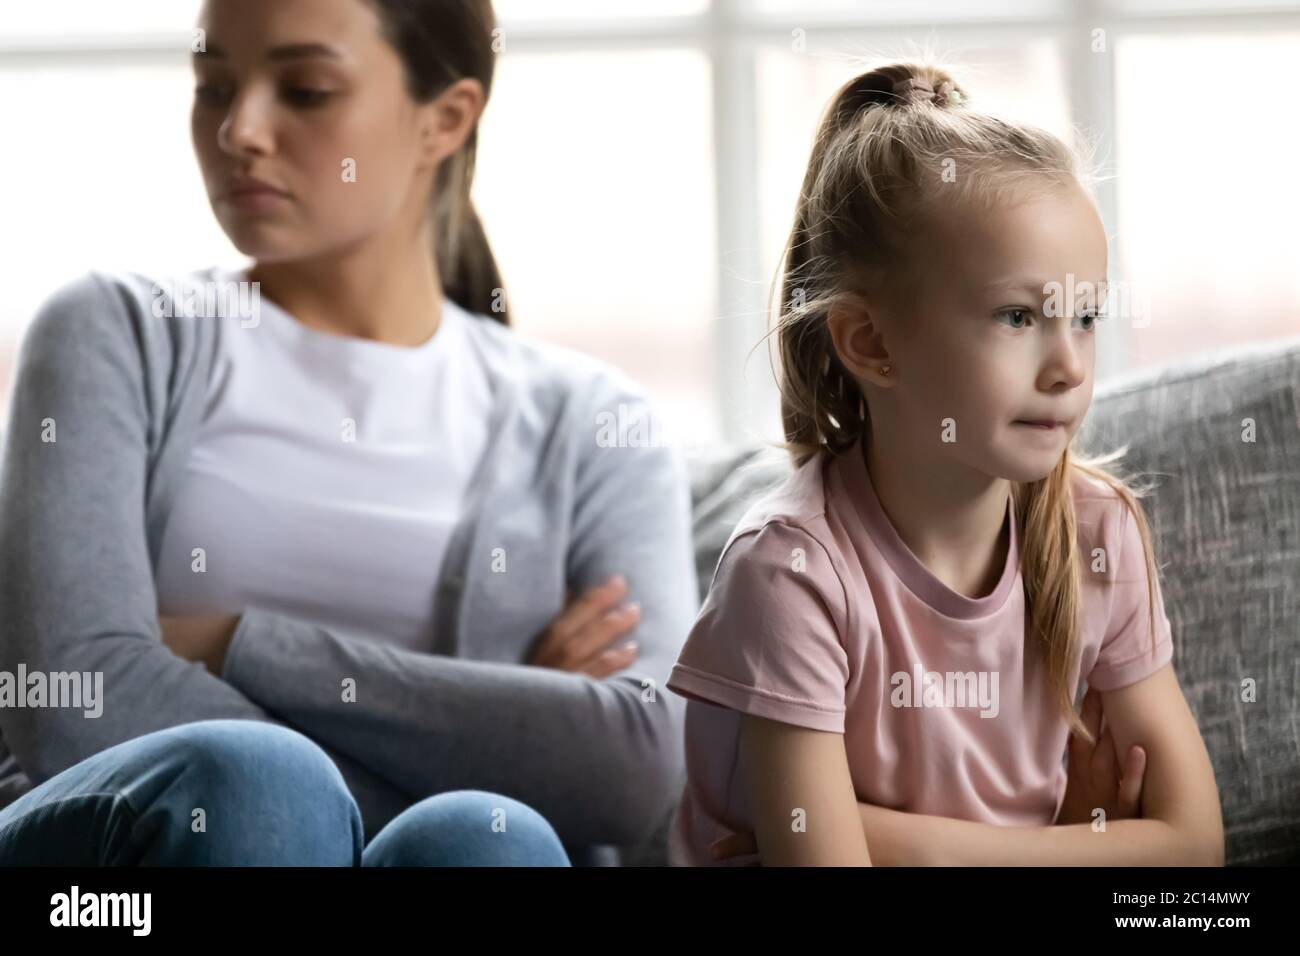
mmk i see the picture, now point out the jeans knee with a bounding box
[362,790,570,867]
[127,720,362,865]
[163,721,339,793]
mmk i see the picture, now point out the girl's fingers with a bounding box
[1092,721,1118,785]
[1067,688,1103,765]
[1118,745,1147,818]
[1067,727,1091,767]
[1081,686,1103,741]
[709,830,758,860]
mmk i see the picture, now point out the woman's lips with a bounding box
[222,188,290,213]
[1015,420,1064,430]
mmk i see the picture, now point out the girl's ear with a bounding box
[827,297,897,388]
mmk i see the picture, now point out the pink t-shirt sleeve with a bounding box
[1087,503,1175,691]
[666,520,850,733]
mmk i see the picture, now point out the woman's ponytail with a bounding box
[372,0,510,326]
[431,131,509,326]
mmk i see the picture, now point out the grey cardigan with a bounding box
[0,268,699,863]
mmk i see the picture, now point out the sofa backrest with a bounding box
[1079,335,1300,865]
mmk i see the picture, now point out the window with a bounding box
[1112,31,1300,368]
[2,1,1297,446]
[475,48,718,442]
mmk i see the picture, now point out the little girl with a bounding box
[665,61,1223,866]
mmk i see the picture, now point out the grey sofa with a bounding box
[634,334,1300,866]
[2,336,1295,865]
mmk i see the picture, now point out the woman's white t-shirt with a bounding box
[155,270,494,651]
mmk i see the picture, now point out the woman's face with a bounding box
[190,0,467,264]
[864,180,1108,484]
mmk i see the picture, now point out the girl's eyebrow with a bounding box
[982,276,1107,294]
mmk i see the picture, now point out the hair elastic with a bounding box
[891,76,964,106]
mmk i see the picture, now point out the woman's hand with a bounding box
[527,575,640,677]
[1055,685,1146,826]
[158,613,242,677]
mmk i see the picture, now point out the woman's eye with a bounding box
[194,83,230,106]
[192,83,333,108]
[996,308,1033,329]
[283,87,333,107]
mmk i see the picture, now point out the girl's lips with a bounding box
[1015,420,1063,430]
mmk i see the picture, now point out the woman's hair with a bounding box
[368,0,508,325]
[771,59,1165,744]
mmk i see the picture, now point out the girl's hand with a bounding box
[159,613,242,677]
[709,830,761,865]
[527,575,641,678]
[1055,686,1147,826]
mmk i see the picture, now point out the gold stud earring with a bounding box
[880,364,892,377]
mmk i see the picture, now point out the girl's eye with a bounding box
[996,308,1033,330]
[995,308,1110,332]
[1074,310,1108,332]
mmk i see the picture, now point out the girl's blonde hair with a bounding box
[771,59,1166,744]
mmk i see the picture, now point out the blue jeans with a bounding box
[0,720,571,866]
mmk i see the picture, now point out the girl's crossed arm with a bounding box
[739,713,874,866]
[718,673,1221,866]
[893,663,1223,866]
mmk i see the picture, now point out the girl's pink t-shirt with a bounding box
[665,437,1174,866]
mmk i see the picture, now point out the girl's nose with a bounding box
[1042,326,1087,389]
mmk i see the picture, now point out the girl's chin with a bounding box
[994,453,1064,484]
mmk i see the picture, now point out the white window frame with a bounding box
[3,0,1298,440]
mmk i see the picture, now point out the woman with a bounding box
[0,0,697,866]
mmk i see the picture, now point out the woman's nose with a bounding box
[217,89,275,157]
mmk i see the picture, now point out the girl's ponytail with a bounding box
[774,62,971,468]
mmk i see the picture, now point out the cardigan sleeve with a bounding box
[220,373,700,848]
[0,273,413,838]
